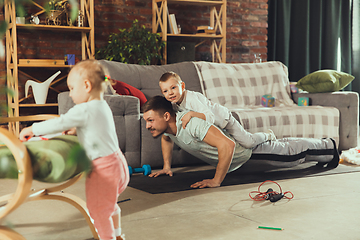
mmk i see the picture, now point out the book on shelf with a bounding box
[197,29,216,34]
[197,26,213,31]
[196,26,216,34]
[167,8,173,34]
[169,14,179,34]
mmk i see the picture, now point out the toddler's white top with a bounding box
[32,100,119,161]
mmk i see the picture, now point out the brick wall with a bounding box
[0,0,268,111]
[227,0,268,63]
[0,0,268,67]
[95,0,268,63]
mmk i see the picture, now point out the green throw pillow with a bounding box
[296,70,354,93]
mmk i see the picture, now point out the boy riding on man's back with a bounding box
[158,71,276,149]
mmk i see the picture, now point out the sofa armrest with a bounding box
[292,91,359,151]
[58,92,141,167]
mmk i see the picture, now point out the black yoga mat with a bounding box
[128,163,360,194]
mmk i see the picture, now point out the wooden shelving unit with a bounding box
[152,0,226,64]
[4,0,95,135]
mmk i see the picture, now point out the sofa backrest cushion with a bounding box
[99,60,202,99]
[195,61,295,108]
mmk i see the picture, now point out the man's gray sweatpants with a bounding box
[250,137,336,168]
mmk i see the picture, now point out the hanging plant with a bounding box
[96,20,166,65]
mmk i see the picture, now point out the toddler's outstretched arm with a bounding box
[63,127,77,135]
[19,126,34,141]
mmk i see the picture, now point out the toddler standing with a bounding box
[20,60,129,240]
[159,71,276,149]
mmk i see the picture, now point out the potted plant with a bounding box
[15,8,27,24]
[96,20,166,65]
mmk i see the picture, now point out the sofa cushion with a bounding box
[112,79,147,106]
[195,61,295,108]
[296,70,354,93]
[104,81,116,95]
[99,60,202,99]
[231,106,340,146]
[195,61,340,148]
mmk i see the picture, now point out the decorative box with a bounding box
[298,97,309,106]
[261,95,275,107]
[65,54,75,65]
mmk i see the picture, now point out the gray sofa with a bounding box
[58,61,205,169]
[58,60,359,169]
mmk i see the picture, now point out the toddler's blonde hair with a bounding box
[159,71,182,84]
[71,59,107,92]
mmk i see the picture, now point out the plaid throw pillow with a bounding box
[195,61,295,108]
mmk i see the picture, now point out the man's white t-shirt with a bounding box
[164,110,252,172]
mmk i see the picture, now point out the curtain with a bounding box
[352,0,360,93]
[268,0,353,91]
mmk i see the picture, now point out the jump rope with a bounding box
[249,180,294,202]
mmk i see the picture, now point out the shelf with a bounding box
[168,33,223,38]
[9,64,73,68]
[19,103,58,107]
[153,0,226,63]
[157,0,224,6]
[8,103,58,107]
[13,24,92,32]
[5,0,95,135]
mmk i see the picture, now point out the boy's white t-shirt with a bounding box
[179,90,231,128]
[32,100,119,161]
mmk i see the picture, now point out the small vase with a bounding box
[25,71,61,104]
